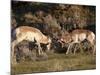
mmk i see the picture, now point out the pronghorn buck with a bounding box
[11,26,51,64]
[59,29,96,55]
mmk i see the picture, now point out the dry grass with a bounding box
[11,52,96,75]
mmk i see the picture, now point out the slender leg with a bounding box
[47,43,51,51]
[68,43,72,54]
[93,40,96,55]
[74,43,77,55]
[11,38,24,64]
[37,43,43,55]
[61,43,64,48]
[38,44,41,55]
[93,45,96,55]
[40,47,44,55]
[88,39,96,55]
[79,43,83,54]
[66,43,73,54]
[11,40,18,64]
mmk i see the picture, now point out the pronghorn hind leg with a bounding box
[93,45,96,55]
[88,40,95,55]
[11,38,24,64]
[79,43,84,54]
[11,40,18,64]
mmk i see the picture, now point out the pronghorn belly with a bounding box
[25,32,35,42]
[78,33,86,42]
[72,34,79,43]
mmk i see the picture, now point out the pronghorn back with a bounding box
[15,26,44,36]
[71,29,95,43]
[15,26,51,44]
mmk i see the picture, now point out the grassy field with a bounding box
[11,52,96,75]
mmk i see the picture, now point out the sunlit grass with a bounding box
[11,52,96,75]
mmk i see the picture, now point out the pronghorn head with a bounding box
[60,32,72,43]
[57,32,72,48]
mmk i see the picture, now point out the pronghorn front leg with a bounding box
[37,43,43,55]
[11,37,24,64]
[74,43,77,55]
[47,43,51,51]
[66,43,73,54]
